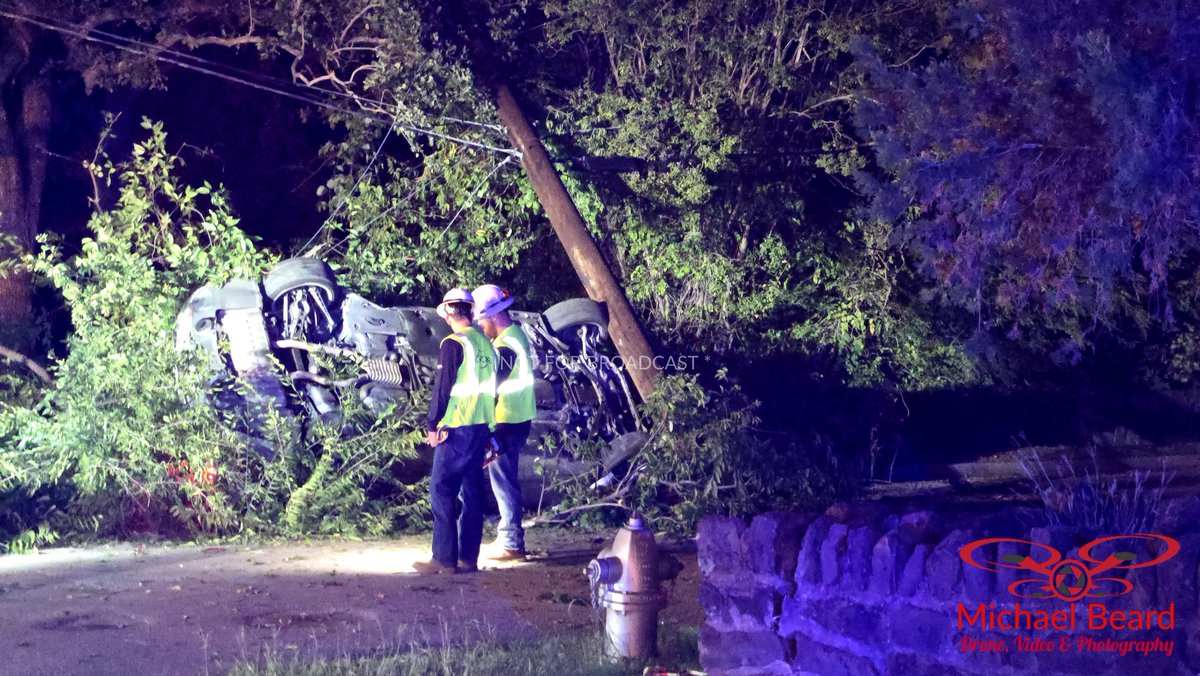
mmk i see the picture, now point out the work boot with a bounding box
[486,547,527,562]
[412,560,457,575]
[458,560,479,573]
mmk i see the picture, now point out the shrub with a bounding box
[547,371,843,533]
[0,120,427,547]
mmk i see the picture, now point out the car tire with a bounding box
[263,258,338,302]
[542,298,608,340]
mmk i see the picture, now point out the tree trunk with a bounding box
[0,17,50,340]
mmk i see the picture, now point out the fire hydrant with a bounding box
[585,512,682,659]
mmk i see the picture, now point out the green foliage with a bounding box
[174,0,972,535]
[536,0,816,352]
[251,0,547,303]
[1139,265,1200,389]
[316,135,540,303]
[282,396,430,537]
[789,219,982,389]
[7,117,267,491]
[30,0,1186,544]
[551,372,843,533]
[0,480,75,553]
[0,120,428,546]
[510,0,970,389]
[269,0,983,393]
[3,523,59,554]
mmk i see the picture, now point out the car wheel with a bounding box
[263,257,338,302]
[542,298,607,340]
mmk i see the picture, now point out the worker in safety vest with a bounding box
[413,288,497,575]
[472,284,535,561]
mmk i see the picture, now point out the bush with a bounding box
[548,371,844,533]
[0,120,427,548]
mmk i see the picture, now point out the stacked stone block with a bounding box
[698,499,1200,675]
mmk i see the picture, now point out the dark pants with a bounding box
[488,421,531,551]
[430,424,489,567]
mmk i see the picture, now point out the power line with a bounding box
[296,115,398,257]
[314,153,520,263]
[318,202,403,258]
[315,169,438,258]
[47,8,507,140]
[427,154,518,247]
[0,6,518,157]
[0,4,531,262]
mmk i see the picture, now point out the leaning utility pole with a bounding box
[491,84,660,399]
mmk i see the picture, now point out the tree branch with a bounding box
[0,344,53,385]
[339,3,382,46]
[150,26,279,57]
[531,501,628,525]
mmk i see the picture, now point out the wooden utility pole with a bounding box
[491,84,660,399]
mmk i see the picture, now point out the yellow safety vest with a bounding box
[494,324,536,424]
[438,326,497,429]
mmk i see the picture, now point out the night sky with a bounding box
[44,47,332,251]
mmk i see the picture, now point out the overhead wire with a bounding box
[1,5,651,158]
[0,3,529,263]
[433,155,518,245]
[318,202,403,259]
[58,9,508,141]
[317,177,430,258]
[316,152,521,262]
[295,114,398,257]
[311,151,521,265]
[0,3,447,127]
[0,5,518,156]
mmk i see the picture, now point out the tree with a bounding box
[0,0,259,338]
[0,9,51,336]
[482,0,972,389]
[854,0,1200,357]
[4,0,964,390]
[3,121,427,544]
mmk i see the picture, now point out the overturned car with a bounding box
[175,258,645,499]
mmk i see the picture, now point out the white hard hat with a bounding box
[436,287,475,318]
[472,284,514,319]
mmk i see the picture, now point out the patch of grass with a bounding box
[1018,446,1174,534]
[228,626,700,676]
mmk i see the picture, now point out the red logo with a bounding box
[960,534,1180,601]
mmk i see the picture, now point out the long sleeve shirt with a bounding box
[425,338,463,432]
[496,345,517,383]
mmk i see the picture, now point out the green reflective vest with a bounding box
[494,324,536,424]
[438,326,497,429]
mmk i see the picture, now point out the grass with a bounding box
[1018,446,1174,533]
[227,625,700,676]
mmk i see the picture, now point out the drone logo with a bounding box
[959,534,1180,602]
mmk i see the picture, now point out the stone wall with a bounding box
[697,499,1200,675]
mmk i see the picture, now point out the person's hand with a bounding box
[426,429,448,447]
[481,437,502,468]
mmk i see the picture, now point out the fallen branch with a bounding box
[0,344,53,385]
[530,501,628,526]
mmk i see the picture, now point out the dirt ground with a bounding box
[0,529,700,676]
